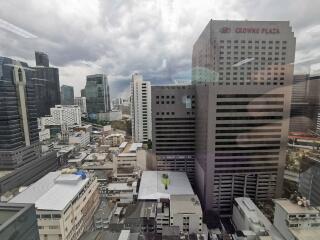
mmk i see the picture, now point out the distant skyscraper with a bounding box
[306,75,320,134]
[35,51,49,67]
[32,51,60,117]
[0,57,57,194]
[289,74,312,132]
[289,74,320,133]
[112,97,124,110]
[85,74,111,114]
[61,85,74,105]
[74,97,87,113]
[81,88,86,97]
[192,20,295,215]
[131,73,152,143]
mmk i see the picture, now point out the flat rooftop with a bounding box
[170,195,202,214]
[290,228,320,240]
[138,171,194,200]
[0,203,34,228]
[119,142,128,149]
[0,170,13,178]
[85,153,108,161]
[128,143,142,152]
[235,197,284,239]
[10,171,89,211]
[107,182,133,191]
[274,199,320,214]
[236,197,266,225]
[106,133,124,138]
[82,161,113,170]
[68,152,87,163]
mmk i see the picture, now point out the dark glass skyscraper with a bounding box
[61,84,74,105]
[0,57,39,155]
[32,52,60,117]
[0,57,58,194]
[81,88,86,97]
[85,74,111,114]
[35,51,49,67]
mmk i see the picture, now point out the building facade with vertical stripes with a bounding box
[151,20,296,216]
[192,20,295,215]
[0,57,58,195]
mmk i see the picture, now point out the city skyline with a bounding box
[0,0,319,97]
[1,2,320,239]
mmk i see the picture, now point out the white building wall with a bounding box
[36,177,99,240]
[171,212,202,234]
[131,73,152,143]
[39,128,50,141]
[69,131,90,147]
[40,105,81,128]
[97,111,122,121]
[170,195,203,234]
[273,204,294,240]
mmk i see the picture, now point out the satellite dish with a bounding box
[298,201,303,206]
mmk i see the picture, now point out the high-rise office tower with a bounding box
[192,20,295,215]
[306,75,320,134]
[35,51,49,67]
[0,57,57,194]
[131,73,152,143]
[32,51,60,117]
[0,58,39,167]
[61,84,74,105]
[112,97,124,110]
[85,74,111,114]
[74,97,87,113]
[81,88,86,97]
[151,85,196,182]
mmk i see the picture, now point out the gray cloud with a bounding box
[0,0,319,98]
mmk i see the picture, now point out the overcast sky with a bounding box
[0,0,319,98]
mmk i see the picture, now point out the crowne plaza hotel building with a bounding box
[191,20,295,215]
[151,20,295,215]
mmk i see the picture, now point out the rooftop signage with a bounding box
[220,27,280,34]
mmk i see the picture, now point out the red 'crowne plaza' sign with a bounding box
[220,27,280,34]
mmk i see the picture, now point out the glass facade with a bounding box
[60,85,74,105]
[85,74,111,114]
[0,203,40,240]
[32,66,60,117]
[0,57,39,151]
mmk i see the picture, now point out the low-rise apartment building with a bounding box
[274,198,320,240]
[10,170,100,240]
[170,195,203,234]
